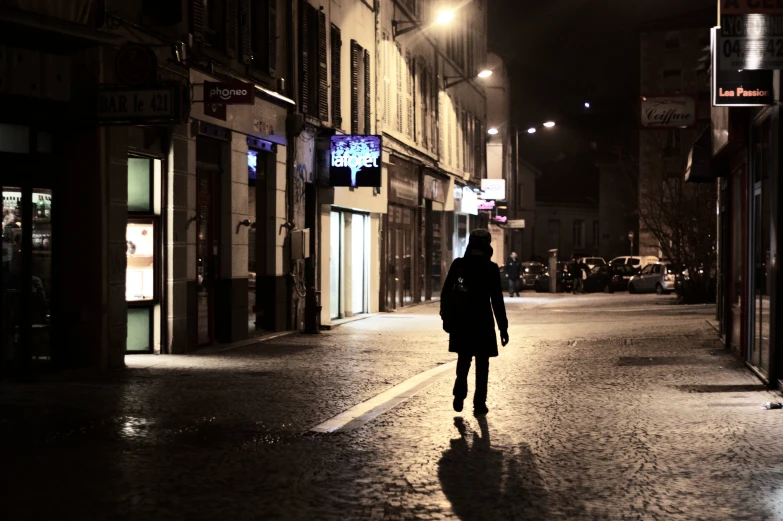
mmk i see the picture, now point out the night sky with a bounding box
[488,0,715,149]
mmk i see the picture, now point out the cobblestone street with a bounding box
[3,294,783,520]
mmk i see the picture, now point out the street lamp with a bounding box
[393,8,454,38]
[435,10,455,25]
[527,127,537,134]
[543,121,556,128]
[445,69,493,89]
[487,127,499,135]
[584,102,591,108]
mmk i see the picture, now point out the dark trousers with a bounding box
[453,353,490,407]
[507,278,518,296]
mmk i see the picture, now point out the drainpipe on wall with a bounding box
[286,0,298,331]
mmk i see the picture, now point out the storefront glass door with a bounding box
[1,186,52,371]
[196,167,218,346]
[330,210,369,319]
[750,120,771,377]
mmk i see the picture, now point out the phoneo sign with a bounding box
[204,81,255,105]
[329,135,382,187]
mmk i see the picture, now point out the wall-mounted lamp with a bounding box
[393,9,454,38]
[445,69,493,89]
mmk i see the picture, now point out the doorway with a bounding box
[195,136,223,346]
[1,184,54,372]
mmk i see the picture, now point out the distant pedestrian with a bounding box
[572,260,587,294]
[440,229,509,417]
[505,252,521,297]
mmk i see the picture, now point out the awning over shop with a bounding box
[684,127,716,183]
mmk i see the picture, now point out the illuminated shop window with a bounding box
[126,220,155,302]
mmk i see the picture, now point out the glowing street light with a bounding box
[435,10,455,25]
[487,127,499,135]
[584,102,591,108]
[445,69,493,89]
[543,121,556,128]
[527,127,537,134]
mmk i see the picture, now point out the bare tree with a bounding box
[612,131,716,301]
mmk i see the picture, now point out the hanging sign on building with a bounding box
[330,135,382,187]
[480,179,506,200]
[721,0,783,15]
[719,1,783,69]
[423,172,447,203]
[640,96,696,128]
[477,199,496,211]
[461,188,479,216]
[712,27,775,106]
[506,219,526,229]
[204,81,255,105]
[97,83,184,124]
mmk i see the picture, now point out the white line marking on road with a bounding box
[310,361,457,434]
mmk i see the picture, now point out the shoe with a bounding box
[453,397,464,412]
[473,405,489,416]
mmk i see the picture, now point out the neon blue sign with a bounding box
[329,135,382,188]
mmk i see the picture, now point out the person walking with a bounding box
[505,252,521,297]
[572,259,585,294]
[440,229,509,416]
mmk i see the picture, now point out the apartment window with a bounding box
[696,69,709,101]
[250,0,277,73]
[593,221,599,248]
[663,69,682,93]
[396,43,403,133]
[331,25,342,128]
[298,1,327,120]
[665,130,681,156]
[204,0,227,51]
[548,220,560,250]
[350,40,371,134]
[382,31,391,127]
[664,31,680,49]
[573,219,585,249]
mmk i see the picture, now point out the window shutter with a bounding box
[298,0,309,115]
[226,0,239,58]
[382,32,390,126]
[396,43,402,133]
[239,0,251,64]
[317,10,328,121]
[331,25,342,128]
[269,0,278,74]
[431,69,437,154]
[191,0,204,43]
[364,49,371,134]
[405,51,413,138]
[350,40,360,134]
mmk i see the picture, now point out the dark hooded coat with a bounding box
[440,242,508,358]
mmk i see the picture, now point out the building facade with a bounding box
[639,18,712,258]
[377,0,490,310]
[0,0,500,374]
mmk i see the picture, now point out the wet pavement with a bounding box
[3,293,783,520]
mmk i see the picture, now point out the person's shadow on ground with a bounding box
[438,416,549,520]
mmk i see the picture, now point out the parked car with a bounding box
[582,265,634,293]
[675,265,717,302]
[576,257,606,270]
[611,264,640,291]
[609,256,659,269]
[628,262,680,294]
[534,262,573,293]
[520,262,545,290]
